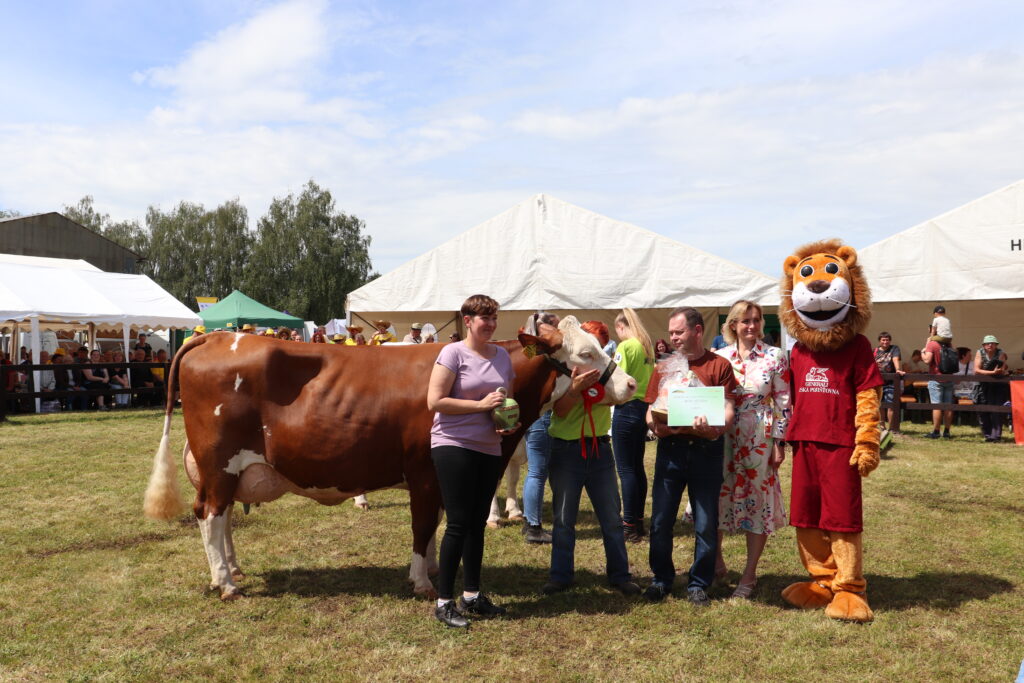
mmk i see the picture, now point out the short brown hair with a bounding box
[669,306,704,331]
[461,294,499,317]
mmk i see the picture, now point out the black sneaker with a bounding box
[524,524,553,544]
[611,580,642,596]
[643,583,668,602]
[942,431,953,439]
[924,431,941,439]
[434,600,469,629]
[541,581,571,595]
[623,523,643,544]
[687,587,711,607]
[458,593,506,618]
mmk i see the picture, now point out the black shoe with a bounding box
[687,587,711,607]
[524,524,553,544]
[458,593,506,618]
[541,581,571,595]
[925,431,941,439]
[434,600,469,629]
[942,431,953,439]
[611,580,641,596]
[643,583,668,602]
[623,523,643,544]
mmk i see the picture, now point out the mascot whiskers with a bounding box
[779,239,883,623]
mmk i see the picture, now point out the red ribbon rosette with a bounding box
[580,383,605,458]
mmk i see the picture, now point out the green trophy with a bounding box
[492,387,520,430]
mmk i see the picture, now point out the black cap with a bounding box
[933,305,945,314]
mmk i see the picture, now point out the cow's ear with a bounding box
[518,330,562,356]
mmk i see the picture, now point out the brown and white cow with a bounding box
[144,316,636,600]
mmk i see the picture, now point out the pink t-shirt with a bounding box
[430,342,515,456]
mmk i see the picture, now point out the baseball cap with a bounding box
[982,334,999,344]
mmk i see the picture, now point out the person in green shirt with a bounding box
[542,320,641,596]
[611,308,656,543]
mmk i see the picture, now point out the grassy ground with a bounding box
[1,410,1022,681]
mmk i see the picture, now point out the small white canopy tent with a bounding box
[1,261,202,410]
[347,194,778,341]
[859,179,1024,362]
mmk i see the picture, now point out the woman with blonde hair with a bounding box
[713,300,790,598]
[611,308,656,542]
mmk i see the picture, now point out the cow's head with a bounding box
[518,315,636,405]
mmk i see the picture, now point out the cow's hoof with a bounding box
[355,502,369,511]
[507,514,524,523]
[413,585,438,600]
[220,587,244,602]
[231,569,246,581]
[782,581,833,609]
[825,591,874,623]
[486,520,500,529]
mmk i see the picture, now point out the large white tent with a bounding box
[347,194,779,341]
[859,179,1024,362]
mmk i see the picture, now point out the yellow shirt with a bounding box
[370,331,396,345]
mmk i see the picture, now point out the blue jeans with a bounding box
[927,380,954,404]
[648,435,724,591]
[611,398,649,525]
[548,436,631,585]
[523,411,553,526]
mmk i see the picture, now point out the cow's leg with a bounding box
[408,478,443,599]
[487,488,502,528]
[197,508,241,600]
[221,504,244,581]
[353,494,369,510]
[425,509,442,577]
[505,453,524,521]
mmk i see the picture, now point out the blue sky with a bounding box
[3,0,1024,277]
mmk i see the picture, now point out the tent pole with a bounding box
[30,316,41,414]
[88,322,96,351]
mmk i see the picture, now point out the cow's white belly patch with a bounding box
[234,374,243,391]
[230,333,243,351]
[224,449,267,475]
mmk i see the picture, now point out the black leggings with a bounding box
[431,446,504,600]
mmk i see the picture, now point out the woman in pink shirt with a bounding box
[426,294,521,629]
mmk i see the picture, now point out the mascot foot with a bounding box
[782,581,833,609]
[825,590,874,623]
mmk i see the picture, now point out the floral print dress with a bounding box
[715,342,791,534]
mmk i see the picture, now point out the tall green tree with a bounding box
[245,180,374,322]
[63,195,148,255]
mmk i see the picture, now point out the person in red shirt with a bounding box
[642,307,737,606]
[921,336,954,438]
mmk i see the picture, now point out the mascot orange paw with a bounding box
[824,590,874,623]
[850,444,880,477]
[781,581,833,609]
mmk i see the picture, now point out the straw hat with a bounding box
[372,319,391,330]
[331,333,346,342]
[194,325,206,334]
[346,325,364,334]
[263,328,276,336]
[242,323,255,331]
[52,347,66,357]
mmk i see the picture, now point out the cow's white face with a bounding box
[554,316,637,404]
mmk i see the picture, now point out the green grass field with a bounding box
[1,409,1022,681]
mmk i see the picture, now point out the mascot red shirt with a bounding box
[779,239,882,624]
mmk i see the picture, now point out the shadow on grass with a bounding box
[748,571,1015,612]
[255,564,637,616]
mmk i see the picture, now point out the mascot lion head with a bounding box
[779,238,872,352]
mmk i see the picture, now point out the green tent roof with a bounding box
[199,290,304,330]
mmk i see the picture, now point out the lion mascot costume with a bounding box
[779,239,883,623]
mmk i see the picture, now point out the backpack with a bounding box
[937,342,959,374]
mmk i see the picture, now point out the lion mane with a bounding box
[779,238,873,352]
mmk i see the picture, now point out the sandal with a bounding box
[731,579,757,599]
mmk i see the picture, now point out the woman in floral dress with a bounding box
[713,300,790,598]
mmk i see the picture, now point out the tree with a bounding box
[0,208,20,219]
[245,180,374,322]
[63,196,106,233]
[63,195,148,255]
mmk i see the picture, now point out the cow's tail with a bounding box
[144,335,204,520]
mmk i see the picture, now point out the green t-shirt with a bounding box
[549,401,611,440]
[614,337,654,401]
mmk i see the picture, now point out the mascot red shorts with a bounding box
[790,441,862,533]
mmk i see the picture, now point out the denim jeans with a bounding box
[648,435,724,591]
[611,398,649,525]
[523,411,553,526]
[548,436,632,585]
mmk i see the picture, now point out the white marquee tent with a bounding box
[859,179,1024,362]
[347,194,778,341]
